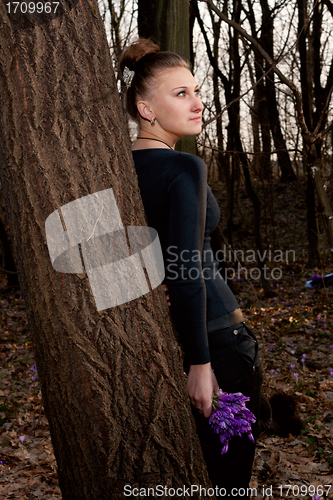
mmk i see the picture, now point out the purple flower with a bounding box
[290,349,296,355]
[330,369,333,379]
[269,345,274,351]
[30,363,38,382]
[209,391,256,455]
[19,435,26,450]
[290,364,295,370]
[301,354,306,364]
[270,369,275,374]
[30,364,37,374]
[293,372,299,382]
[313,495,322,500]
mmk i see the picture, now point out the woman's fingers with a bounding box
[187,363,219,418]
[162,285,171,306]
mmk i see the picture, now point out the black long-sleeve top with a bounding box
[132,149,242,365]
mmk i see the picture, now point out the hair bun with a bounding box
[119,38,160,72]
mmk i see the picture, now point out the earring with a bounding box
[150,117,155,126]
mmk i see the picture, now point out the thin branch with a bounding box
[202,70,267,128]
[196,0,275,129]
[317,120,333,141]
[322,0,333,18]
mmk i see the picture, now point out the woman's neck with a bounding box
[132,128,178,151]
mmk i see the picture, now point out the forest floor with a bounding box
[0,177,332,499]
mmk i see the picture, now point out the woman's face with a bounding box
[139,66,204,142]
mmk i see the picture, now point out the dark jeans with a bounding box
[189,323,262,500]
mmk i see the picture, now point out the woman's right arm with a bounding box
[164,155,219,413]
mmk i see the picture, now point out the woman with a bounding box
[120,38,262,498]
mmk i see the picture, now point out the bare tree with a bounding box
[0,1,211,497]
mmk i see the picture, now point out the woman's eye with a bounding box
[177,89,200,97]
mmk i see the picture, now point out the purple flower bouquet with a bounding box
[208,390,256,455]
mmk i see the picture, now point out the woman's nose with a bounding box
[192,94,203,112]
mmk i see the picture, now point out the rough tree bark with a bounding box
[0,1,211,498]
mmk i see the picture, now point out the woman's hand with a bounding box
[187,363,219,418]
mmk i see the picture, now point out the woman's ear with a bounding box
[136,100,153,122]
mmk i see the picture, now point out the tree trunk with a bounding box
[210,10,232,238]
[0,214,19,288]
[138,0,189,55]
[260,0,296,182]
[297,0,320,264]
[305,158,321,265]
[228,0,271,296]
[246,0,271,182]
[0,2,211,498]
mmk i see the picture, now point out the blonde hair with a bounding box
[119,38,190,122]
